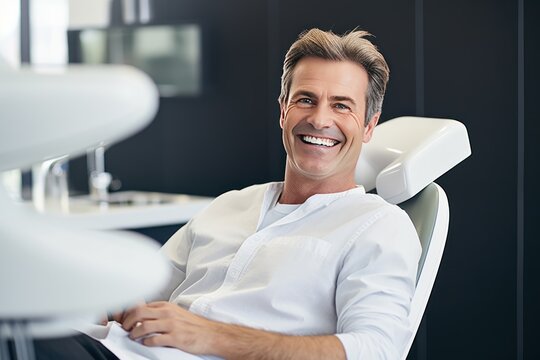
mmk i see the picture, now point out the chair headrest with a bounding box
[355,116,471,204]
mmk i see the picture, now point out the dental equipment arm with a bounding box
[0,62,170,338]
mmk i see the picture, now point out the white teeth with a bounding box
[302,135,338,147]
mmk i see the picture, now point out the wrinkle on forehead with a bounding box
[283,102,364,129]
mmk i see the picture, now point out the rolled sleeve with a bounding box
[335,208,421,360]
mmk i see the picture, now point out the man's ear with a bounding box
[363,112,380,143]
[279,102,286,129]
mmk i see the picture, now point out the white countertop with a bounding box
[21,192,215,230]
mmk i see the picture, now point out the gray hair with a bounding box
[279,28,390,125]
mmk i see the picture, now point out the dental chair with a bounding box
[0,62,171,359]
[355,116,471,360]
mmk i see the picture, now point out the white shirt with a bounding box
[159,182,421,360]
[258,199,299,229]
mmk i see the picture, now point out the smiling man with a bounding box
[279,56,378,204]
[36,29,421,360]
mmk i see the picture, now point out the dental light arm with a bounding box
[0,64,158,171]
[0,62,170,339]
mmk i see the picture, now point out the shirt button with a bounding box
[229,268,239,278]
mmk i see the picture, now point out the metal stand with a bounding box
[0,321,35,360]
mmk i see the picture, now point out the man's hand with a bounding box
[121,301,220,355]
[99,300,146,326]
[121,301,346,360]
[99,310,128,325]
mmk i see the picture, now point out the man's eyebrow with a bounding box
[330,95,356,106]
[290,91,357,106]
[290,90,318,99]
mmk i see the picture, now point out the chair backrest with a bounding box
[353,116,469,359]
[398,182,450,359]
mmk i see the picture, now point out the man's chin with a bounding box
[294,166,338,182]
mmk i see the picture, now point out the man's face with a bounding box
[280,57,379,184]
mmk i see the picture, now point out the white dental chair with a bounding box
[355,116,471,360]
[0,62,171,359]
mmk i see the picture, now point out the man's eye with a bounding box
[334,103,350,111]
[297,98,314,105]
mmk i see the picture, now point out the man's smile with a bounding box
[299,135,340,147]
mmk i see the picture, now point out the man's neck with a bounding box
[279,170,357,205]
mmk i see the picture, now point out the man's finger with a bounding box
[111,312,125,324]
[142,333,173,347]
[122,306,158,331]
[146,301,169,308]
[129,319,168,340]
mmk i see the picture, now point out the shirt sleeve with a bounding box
[334,208,421,360]
[151,220,194,301]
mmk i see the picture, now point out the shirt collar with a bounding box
[260,182,366,223]
[268,182,365,203]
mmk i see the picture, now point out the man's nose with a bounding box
[306,103,334,129]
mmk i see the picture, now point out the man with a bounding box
[37,28,420,360]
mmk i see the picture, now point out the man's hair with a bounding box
[279,28,390,125]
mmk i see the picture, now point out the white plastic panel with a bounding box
[0,64,167,338]
[0,64,158,171]
[356,116,471,204]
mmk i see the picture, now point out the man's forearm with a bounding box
[122,302,347,359]
[210,322,346,360]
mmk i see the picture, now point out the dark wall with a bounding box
[69,0,535,359]
[105,0,272,196]
[524,0,539,359]
[423,1,518,359]
[72,0,417,197]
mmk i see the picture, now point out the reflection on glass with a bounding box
[78,25,201,97]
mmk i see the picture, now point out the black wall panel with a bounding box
[423,1,517,359]
[77,0,417,197]
[101,0,272,197]
[524,0,539,359]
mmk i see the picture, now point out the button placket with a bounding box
[223,232,265,283]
